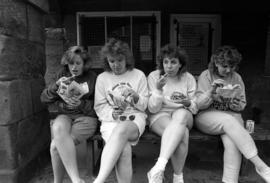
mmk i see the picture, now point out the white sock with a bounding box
[151,157,168,174]
[173,173,184,183]
[258,166,270,174]
[250,156,269,172]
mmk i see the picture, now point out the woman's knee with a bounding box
[172,109,193,126]
[221,135,239,152]
[113,123,138,140]
[50,140,59,156]
[51,115,71,138]
[222,115,242,131]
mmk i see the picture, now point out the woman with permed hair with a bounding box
[93,38,148,183]
[195,45,270,183]
[41,46,97,183]
[147,44,197,183]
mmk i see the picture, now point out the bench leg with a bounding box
[86,139,95,177]
[86,138,104,177]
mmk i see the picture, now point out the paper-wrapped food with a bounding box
[216,84,241,98]
[57,80,89,100]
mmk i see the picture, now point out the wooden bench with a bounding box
[87,123,270,177]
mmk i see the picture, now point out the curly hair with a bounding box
[208,45,242,75]
[156,44,188,77]
[100,38,134,71]
[61,46,92,72]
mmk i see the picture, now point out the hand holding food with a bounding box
[212,78,225,89]
[122,88,139,104]
[156,73,168,90]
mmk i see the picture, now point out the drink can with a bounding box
[246,120,255,133]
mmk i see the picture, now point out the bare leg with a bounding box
[171,128,189,175]
[153,109,192,160]
[148,109,192,182]
[93,122,139,183]
[50,141,66,183]
[51,115,84,183]
[115,143,133,183]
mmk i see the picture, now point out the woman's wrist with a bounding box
[206,89,214,98]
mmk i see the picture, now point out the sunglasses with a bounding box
[118,114,136,121]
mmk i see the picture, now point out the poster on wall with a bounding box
[88,46,103,68]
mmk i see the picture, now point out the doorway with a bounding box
[170,14,221,75]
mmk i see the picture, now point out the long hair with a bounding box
[61,46,92,73]
[208,45,242,76]
[100,38,134,71]
[156,44,188,77]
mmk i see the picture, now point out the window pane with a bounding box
[107,17,131,46]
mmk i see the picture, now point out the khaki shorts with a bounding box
[51,115,97,145]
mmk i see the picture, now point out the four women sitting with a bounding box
[41,38,270,183]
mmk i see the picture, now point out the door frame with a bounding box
[170,14,221,53]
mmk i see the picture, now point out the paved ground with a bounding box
[29,140,270,183]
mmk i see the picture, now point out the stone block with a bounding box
[0,0,27,39]
[44,54,62,85]
[0,80,23,125]
[45,28,66,41]
[30,78,46,114]
[0,111,50,183]
[0,169,17,183]
[20,80,33,119]
[45,40,64,56]
[0,79,35,125]
[17,111,50,167]
[0,124,18,169]
[0,35,45,79]
[27,5,45,44]
[0,110,50,170]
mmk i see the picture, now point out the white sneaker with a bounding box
[173,173,184,183]
[147,169,164,183]
[256,167,270,183]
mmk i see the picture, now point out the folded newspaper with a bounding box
[57,79,89,100]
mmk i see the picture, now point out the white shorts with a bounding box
[100,113,146,146]
[148,108,193,129]
[148,111,173,127]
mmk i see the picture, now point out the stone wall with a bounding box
[0,1,50,182]
[44,28,66,86]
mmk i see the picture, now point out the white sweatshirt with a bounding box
[94,69,149,122]
[148,70,198,115]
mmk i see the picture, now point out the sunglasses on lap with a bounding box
[117,114,136,121]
